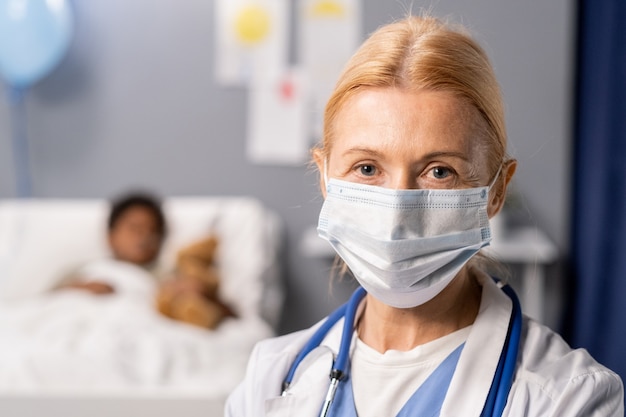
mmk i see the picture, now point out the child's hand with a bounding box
[81,281,115,295]
[60,281,115,295]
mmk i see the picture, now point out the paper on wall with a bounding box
[215,0,289,86]
[246,69,310,165]
[298,0,362,139]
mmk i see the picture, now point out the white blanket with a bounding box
[0,259,272,396]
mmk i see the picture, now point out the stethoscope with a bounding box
[281,282,522,417]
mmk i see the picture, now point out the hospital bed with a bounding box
[0,196,284,416]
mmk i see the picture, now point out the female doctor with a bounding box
[225,16,624,417]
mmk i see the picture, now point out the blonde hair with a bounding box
[315,16,509,178]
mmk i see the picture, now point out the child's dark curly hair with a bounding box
[108,191,167,238]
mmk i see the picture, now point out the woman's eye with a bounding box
[432,167,451,179]
[359,165,376,176]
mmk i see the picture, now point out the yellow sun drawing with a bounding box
[234,4,271,45]
[310,0,345,18]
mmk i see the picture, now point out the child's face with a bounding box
[108,206,163,265]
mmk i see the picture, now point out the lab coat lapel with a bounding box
[265,319,344,417]
[440,273,514,417]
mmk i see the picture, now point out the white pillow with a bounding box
[0,197,283,326]
[0,200,110,299]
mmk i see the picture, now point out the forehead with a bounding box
[329,87,485,159]
[117,205,158,224]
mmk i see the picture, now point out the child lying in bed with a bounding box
[57,191,234,329]
[56,192,167,295]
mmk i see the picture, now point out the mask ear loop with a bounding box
[323,159,329,188]
[488,164,503,191]
[486,164,505,222]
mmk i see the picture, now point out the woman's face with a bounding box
[108,206,163,265]
[324,87,492,192]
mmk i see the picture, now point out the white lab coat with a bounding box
[225,273,624,417]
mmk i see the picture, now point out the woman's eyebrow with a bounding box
[341,148,471,162]
[341,148,385,158]
[421,151,471,162]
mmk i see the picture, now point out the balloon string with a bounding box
[8,87,32,198]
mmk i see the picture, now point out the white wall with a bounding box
[0,0,574,333]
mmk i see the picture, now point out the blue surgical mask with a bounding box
[317,177,496,308]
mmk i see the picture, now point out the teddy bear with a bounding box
[155,235,235,329]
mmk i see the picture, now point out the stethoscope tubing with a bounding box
[319,287,367,417]
[333,286,367,380]
[493,283,522,415]
[282,303,347,393]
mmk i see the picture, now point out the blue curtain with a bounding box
[571,0,626,380]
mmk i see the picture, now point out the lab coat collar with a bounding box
[440,270,513,416]
[266,317,347,417]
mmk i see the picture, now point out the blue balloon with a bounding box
[0,0,73,88]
